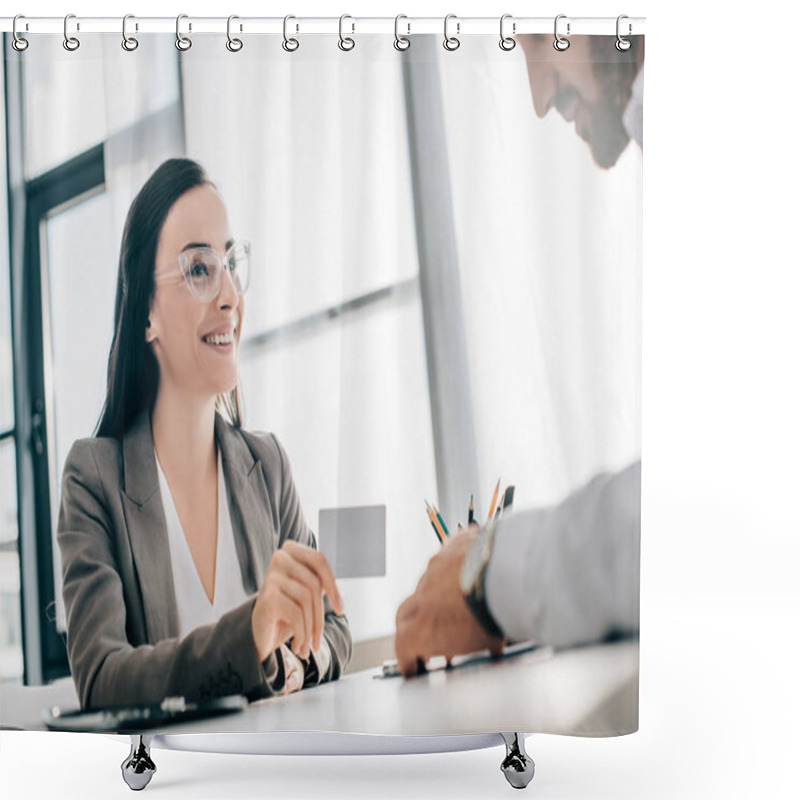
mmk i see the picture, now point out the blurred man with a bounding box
[394,34,644,677]
[520,34,643,168]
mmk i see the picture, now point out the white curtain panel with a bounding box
[182,35,435,642]
[181,34,640,644]
[437,44,642,505]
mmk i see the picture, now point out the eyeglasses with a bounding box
[156,240,251,303]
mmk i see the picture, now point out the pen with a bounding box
[487,478,501,520]
[468,494,474,526]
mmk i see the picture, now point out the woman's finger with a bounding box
[271,551,323,656]
[276,550,325,653]
[281,542,344,614]
[266,573,309,654]
[275,571,315,655]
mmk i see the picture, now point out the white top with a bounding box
[155,446,249,638]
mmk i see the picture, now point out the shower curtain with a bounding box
[1,19,643,742]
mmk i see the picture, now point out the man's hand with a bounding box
[394,528,504,677]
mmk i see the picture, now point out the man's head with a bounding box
[519,35,643,169]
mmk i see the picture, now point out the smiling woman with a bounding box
[148,187,245,411]
[56,158,352,710]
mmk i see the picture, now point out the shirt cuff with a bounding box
[484,513,545,643]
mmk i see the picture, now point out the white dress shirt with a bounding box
[155,447,249,638]
[484,461,641,648]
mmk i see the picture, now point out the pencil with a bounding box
[425,501,446,544]
[426,509,444,544]
[487,478,501,520]
[468,494,474,526]
[433,506,450,537]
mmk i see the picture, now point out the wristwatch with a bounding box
[459,519,504,640]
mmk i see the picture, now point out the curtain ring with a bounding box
[176,14,192,51]
[12,15,29,51]
[553,14,570,51]
[226,15,243,52]
[122,14,139,51]
[63,13,80,51]
[443,14,460,51]
[615,14,632,51]
[283,15,299,52]
[499,14,516,51]
[394,14,410,51]
[338,14,355,51]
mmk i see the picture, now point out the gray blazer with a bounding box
[57,409,352,710]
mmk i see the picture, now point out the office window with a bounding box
[21,37,180,181]
[1,51,23,684]
[42,188,117,629]
[0,231,11,431]
[4,34,183,683]
[0,441,22,683]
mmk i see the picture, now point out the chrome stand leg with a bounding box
[500,732,535,789]
[121,734,156,791]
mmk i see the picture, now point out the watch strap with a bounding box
[462,523,504,640]
[463,584,505,640]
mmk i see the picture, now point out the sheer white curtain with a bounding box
[181,35,436,645]
[10,29,640,670]
[180,34,641,647]
[100,36,185,277]
[439,41,642,510]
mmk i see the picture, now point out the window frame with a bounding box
[5,36,106,683]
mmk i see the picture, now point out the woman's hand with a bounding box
[251,541,344,663]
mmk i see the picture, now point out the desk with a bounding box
[1,640,637,739]
[1,641,637,790]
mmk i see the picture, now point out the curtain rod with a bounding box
[1,16,646,37]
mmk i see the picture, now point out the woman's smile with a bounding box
[201,314,238,352]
